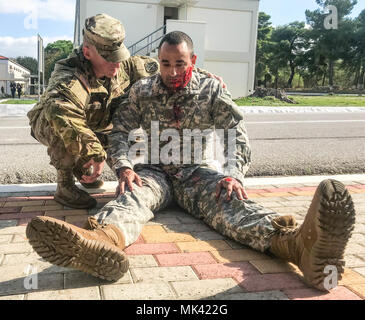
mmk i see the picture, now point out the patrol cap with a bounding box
[83,13,130,63]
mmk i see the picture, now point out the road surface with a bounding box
[0,112,364,184]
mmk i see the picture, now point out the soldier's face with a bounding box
[83,44,120,78]
[158,41,197,89]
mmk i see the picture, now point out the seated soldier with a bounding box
[26,31,356,292]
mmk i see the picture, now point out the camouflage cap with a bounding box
[83,13,130,63]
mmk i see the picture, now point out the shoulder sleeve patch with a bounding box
[145,61,158,74]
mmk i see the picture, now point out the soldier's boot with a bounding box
[54,169,97,209]
[83,216,106,230]
[269,179,355,291]
[73,166,104,189]
[26,216,129,281]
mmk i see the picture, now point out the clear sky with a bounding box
[259,0,364,26]
[0,0,76,58]
[0,0,364,58]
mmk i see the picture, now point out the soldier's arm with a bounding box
[195,67,226,89]
[44,83,106,163]
[211,83,251,185]
[122,56,159,86]
[108,84,142,174]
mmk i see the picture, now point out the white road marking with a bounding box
[0,126,30,129]
[246,120,365,124]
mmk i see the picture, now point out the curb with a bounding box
[0,104,34,117]
[240,106,365,113]
[1,173,365,197]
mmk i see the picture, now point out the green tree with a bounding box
[342,9,365,89]
[265,39,291,89]
[305,0,358,86]
[255,12,273,87]
[355,10,365,88]
[270,22,307,88]
[14,56,38,74]
[44,40,74,83]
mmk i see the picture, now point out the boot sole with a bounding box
[309,179,355,290]
[54,194,97,209]
[26,217,129,282]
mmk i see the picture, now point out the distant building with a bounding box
[0,55,31,96]
[74,0,259,99]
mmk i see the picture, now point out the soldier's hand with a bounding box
[116,168,143,196]
[79,159,105,183]
[215,177,248,202]
[207,72,227,89]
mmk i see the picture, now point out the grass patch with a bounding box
[235,95,365,107]
[0,99,37,104]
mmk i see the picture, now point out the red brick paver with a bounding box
[155,252,217,266]
[124,243,180,255]
[192,262,260,281]
[0,181,364,300]
[284,286,362,300]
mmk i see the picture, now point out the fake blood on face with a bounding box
[169,66,193,129]
[170,65,193,91]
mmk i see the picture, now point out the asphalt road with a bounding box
[0,112,364,184]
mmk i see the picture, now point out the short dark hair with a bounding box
[158,31,194,57]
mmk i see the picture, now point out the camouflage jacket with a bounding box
[27,47,159,162]
[109,70,252,183]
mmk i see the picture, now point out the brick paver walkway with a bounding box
[0,181,365,300]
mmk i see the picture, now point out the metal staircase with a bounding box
[128,25,166,57]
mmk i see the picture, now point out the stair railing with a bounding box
[128,25,166,56]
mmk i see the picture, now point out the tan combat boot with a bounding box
[269,179,355,291]
[73,166,104,189]
[26,216,129,281]
[54,169,97,209]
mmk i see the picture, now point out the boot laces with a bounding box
[87,217,108,230]
[265,215,299,239]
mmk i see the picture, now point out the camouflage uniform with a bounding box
[27,48,159,172]
[94,70,281,252]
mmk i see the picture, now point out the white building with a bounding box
[74,0,259,99]
[0,55,31,96]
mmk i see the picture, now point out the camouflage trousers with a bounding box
[30,111,111,173]
[94,166,281,252]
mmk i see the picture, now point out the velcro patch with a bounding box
[145,61,158,74]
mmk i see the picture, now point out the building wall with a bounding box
[0,61,7,95]
[186,0,259,98]
[79,0,164,48]
[77,0,259,98]
[0,61,7,79]
[0,59,31,95]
